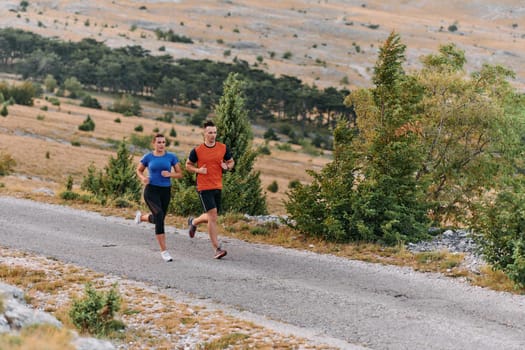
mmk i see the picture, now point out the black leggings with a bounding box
[143,184,171,235]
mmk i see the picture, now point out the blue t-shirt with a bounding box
[140,152,179,187]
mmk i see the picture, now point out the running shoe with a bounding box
[134,211,141,224]
[214,247,227,259]
[188,217,197,238]
[161,250,173,262]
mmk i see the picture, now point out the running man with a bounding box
[185,120,234,259]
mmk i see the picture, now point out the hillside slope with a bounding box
[1,0,524,91]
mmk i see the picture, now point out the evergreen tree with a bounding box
[102,140,142,203]
[286,32,430,244]
[215,72,267,215]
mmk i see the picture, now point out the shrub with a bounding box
[60,190,80,200]
[65,175,74,191]
[69,283,124,337]
[80,95,102,109]
[250,226,270,235]
[0,105,7,117]
[78,115,95,131]
[48,97,60,106]
[111,95,141,116]
[258,144,271,155]
[263,127,279,141]
[448,23,458,32]
[81,162,103,195]
[134,124,143,132]
[81,141,141,203]
[472,186,525,288]
[0,152,16,176]
[129,133,150,149]
[288,179,301,189]
[267,180,278,193]
[169,183,201,216]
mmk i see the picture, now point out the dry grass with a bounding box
[0,324,75,350]
[0,96,327,215]
[0,246,338,349]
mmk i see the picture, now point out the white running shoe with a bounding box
[161,250,173,262]
[134,211,141,224]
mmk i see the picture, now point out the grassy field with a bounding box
[0,90,329,215]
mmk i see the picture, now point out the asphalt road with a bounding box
[1,196,524,350]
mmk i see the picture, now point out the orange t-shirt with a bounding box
[191,142,229,191]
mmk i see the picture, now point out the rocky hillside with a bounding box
[1,0,524,91]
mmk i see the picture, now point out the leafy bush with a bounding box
[78,115,95,131]
[129,133,150,149]
[257,144,271,155]
[60,190,80,200]
[65,175,74,191]
[48,97,60,106]
[472,186,525,287]
[169,182,201,216]
[80,95,102,109]
[0,152,16,176]
[288,179,301,189]
[263,127,279,141]
[81,141,141,203]
[250,226,270,235]
[111,94,141,116]
[267,180,278,193]
[0,105,7,117]
[69,283,124,337]
[0,81,36,106]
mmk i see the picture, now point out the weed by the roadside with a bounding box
[69,282,125,337]
[198,333,250,350]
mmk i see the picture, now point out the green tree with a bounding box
[414,45,523,222]
[102,141,142,203]
[44,74,57,93]
[81,162,103,196]
[287,30,525,272]
[216,72,267,214]
[78,115,95,131]
[0,105,7,117]
[63,76,83,98]
[286,32,431,244]
[81,141,141,204]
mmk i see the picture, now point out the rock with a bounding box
[0,282,115,349]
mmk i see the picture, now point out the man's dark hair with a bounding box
[203,120,215,128]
